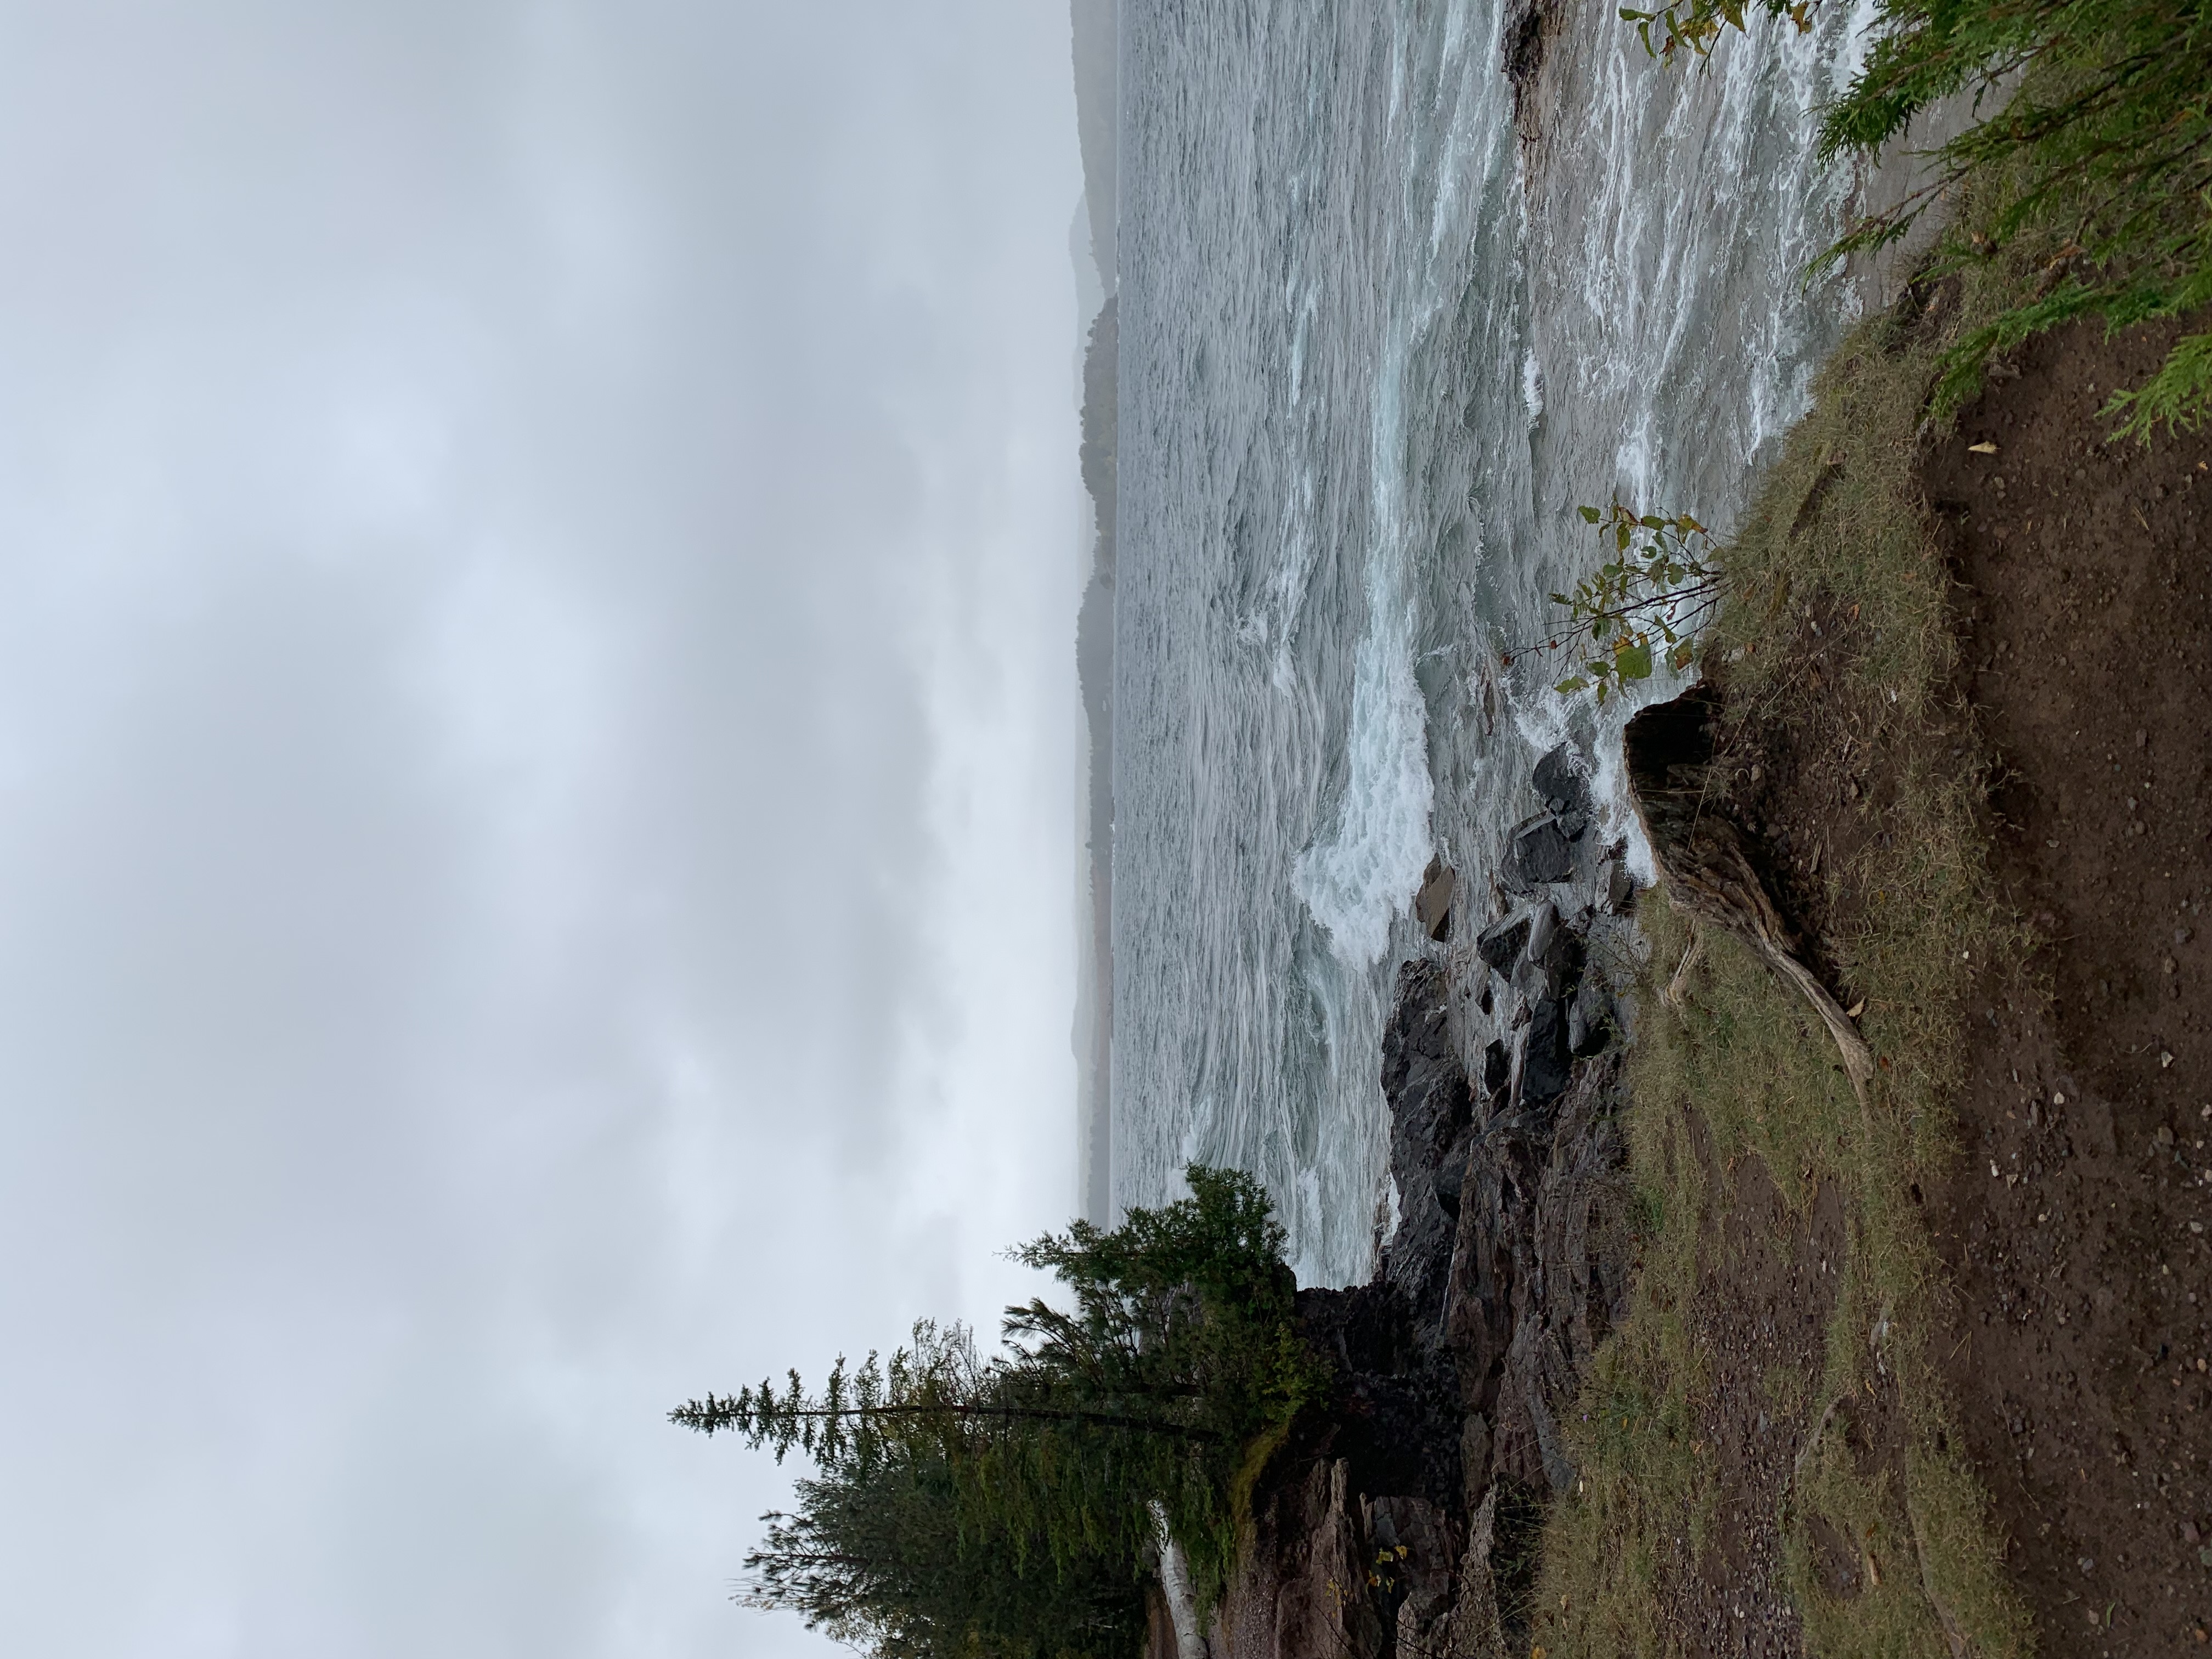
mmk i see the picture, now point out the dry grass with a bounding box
[1528,193,2065,1657]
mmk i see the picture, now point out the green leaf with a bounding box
[1556,676,1588,695]
[1578,504,1603,523]
[1616,639,1654,680]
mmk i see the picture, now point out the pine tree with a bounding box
[675,1167,1315,1659]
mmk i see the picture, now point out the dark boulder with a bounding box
[1567,973,1612,1057]
[1508,812,1573,885]
[1231,949,1635,1659]
[1476,912,1531,974]
[1378,962,1476,1345]
[1532,743,1590,816]
[1481,1039,1511,1098]
[1521,901,1583,1000]
[1519,998,1573,1108]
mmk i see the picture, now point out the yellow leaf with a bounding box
[1846,1000,1865,1018]
[1968,441,1999,454]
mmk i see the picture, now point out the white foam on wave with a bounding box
[1521,352,1545,422]
[1292,331,1434,972]
[1291,614,1432,968]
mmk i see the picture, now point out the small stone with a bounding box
[1602,859,1635,916]
[2183,1519,2201,1544]
[1413,856,1456,941]
[2167,958,2180,976]
[2080,1556,2096,1574]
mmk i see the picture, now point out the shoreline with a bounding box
[1172,276,2210,1655]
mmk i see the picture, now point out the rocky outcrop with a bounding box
[1202,915,1635,1659]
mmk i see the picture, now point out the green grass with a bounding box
[1527,191,2065,1658]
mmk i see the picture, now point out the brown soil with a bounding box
[1920,315,2212,1654]
[1718,313,2212,1654]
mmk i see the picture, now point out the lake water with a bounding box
[1110,0,1899,1284]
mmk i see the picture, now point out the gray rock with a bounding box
[1533,742,1590,816]
[1413,856,1456,941]
[1519,998,1573,1107]
[1523,901,1583,1000]
[1376,961,1476,1338]
[1523,899,1558,964]
[1568,973,1612,1057]
[1509,811,1575,884]
[1602,857,1635,915]
[1475,911,1531,974]
[1481,1039,1510,1098]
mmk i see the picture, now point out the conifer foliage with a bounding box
[674,1167,1312,1659]
[1621,0,2212,435]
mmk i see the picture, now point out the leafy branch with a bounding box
[1517,503,1724,706]
[1615,0,1808,64]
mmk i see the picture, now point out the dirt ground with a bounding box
[1654,311,2212,1654]
[1920,315,2212,1653]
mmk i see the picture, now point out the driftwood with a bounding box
[1622,687,1876,1103]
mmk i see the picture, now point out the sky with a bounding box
[0,4,1087,1655]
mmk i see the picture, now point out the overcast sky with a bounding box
[0,5,1085,1655]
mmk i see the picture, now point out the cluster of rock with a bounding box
[1184,747,1643,1659]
